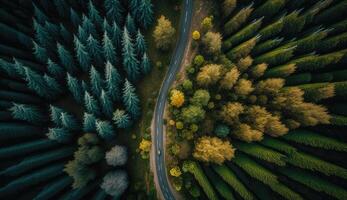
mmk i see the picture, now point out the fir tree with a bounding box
[135,29,146,57]
[84,91,101,116]
[9,103,45,124]
[141,53,151,75]
[100,90,113,118]
[33,41,48,63]
[112,109,131,129]
[61,112,80,131]
[105,61,121,102]
[47,128,71,143]
[33,3,48,24]
[104,0,124,23]
[53,0,68,17]
[83,112,97,132]
[82,15,97,37]
[78,26,88,44]
[49,105,64,126]
[96,120,115,139]
[129,0,141,18]
[111,22,122,49]
[74,36,91,72]
[122,27,140,81]
[60,23,72,43]
[86,34,104,66]
[103,18,112,34]
[138,0,154,29]
[22,67,50,98]
[126,14,137,36]
[47,59,64,78]
[88,0,103,29]
[0,58,18,78]
[33,19,52,48]
[44,74,63,97]
[90,66,104,97]
[44,21,60,39]
[67,73,84,103]
[57,43,77,74]
[70,8,81,28]
[122,79,140,119]
[103,32,117,65]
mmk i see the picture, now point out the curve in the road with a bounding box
[153,0,193,199]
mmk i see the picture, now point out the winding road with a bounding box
[153,0,193,199]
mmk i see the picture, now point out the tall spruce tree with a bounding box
[33,19,52,48]
[33,41,48,63]
[112,109,131,129]
[47,59,64,78]
[67,73,84,103]
[78,26,88,44]
[60,112,80,131]
[82,15,97,37]
[103,32,118,65]
[74,36,91,72]
[57,43,77,74]
[22,66,50,98]
[96,120,115,139]
[10,103,45,124]
[44,74,63,97]
[122,79,140,119]
[138,0,153,29]
[111,22,123,49]
[88,0,103,29]
[84,91,101,116]
[90,66,103,97]
[141,53,151,75]
[83,112,97,132]
[135,29,146,57]
[126,14,137,36]
[47,128,71,143]
[60,23,72,43]
[100,90,113,118]
[50,105,64,126]
[104,0,124,23]
[33,3,49,24]
[70,8,81,28]
[105,61,121,102]
[86,34,104,66]
[122,27,140,82]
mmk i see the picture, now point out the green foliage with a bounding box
[214,124,230,137]
[181,105,205,124]
[74,36,91,72]
[96,120,115,139]
[67,73,84,103]
[252,37,283,55]
[263,63,296,78]
[112,109,131,129]
[224,4,254,36]
[64,160,96,189]
[330,115,347,126]
[105,61,121,102]
[57,43,76,74]
[204,167,235,200]
[226,36,259,61]
[122,79,140,119]
[101,170,129,197]
[122,27,140,82]
[258,17,284,41]
[190,89,210,106]
[83,112,96,132]
[284,73,311,86]
[90,66,103,97]
[212,164,254,200]
[103,32,117,66]
[10,103,44,124]
[252,0,286,19]
[47,128,71,143]
[253,46,296,66]
[84,91,101,116]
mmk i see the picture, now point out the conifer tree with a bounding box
[129,0,141,19]
[122,27,140,81]
[104,0,124,23]
[103,18,112,34]
[74,36,91,72]
[138,0,154,29]
[47,128,71,143]
[33,41,48,63]
[67,73,84,103]
[141,53,151,75]
[86,34,104,66]
[44,21,60,39]
[135,29,146,57]
[103,32,117,65]
[22,66,50,98]
[100,90,113,118]
[0,58,18,78]
[96,120,115,139]
[126,14,137,36]
[90,66,104,96]
[53,0,68,17]
[112,109,131,129]
[82,15,97,37]
[49,105,64,126]
[122,79,140,119]
[33,19,52,48]
[60,23,72,43]
[84,91,101,116]
[33,3,48,24]
[61,111,80,131]
[111,22,123,49]
[47,59,64,78]
[105,61,121,102]
[83,112,97,132]
[70,8,81,28]
[78,26,88,44]
[88,0,103,29]
[57,43,77,74]
[44,74,63,96]
[10,103,45,124]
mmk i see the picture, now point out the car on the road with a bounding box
[157,150,161,155]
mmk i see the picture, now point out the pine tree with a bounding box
[82,15,97,37]
[86,34,104,66]
[224,4,254,36]
[47,128,71,143]
[74,36,91,72]
[88,0,103,29]
[252,0,286,19]
[258,17,284,41]
[84,91,101,116]
[138,0,154,29]
[53,0,68,17]
[96,120,115,139]
[22,67,50,98]
[141,53,151,75]
[103,32,117,65]
[83,112,97,132]
[90,66,104,97]
[61,112,80,131]
[122,27,140,81]
[112,109,131,129]
[100,90,113,118]
[33,19,52,48]
[105,61,121,102]
[57,43,77,74]
[103,18,112,34]
[47,59,64,78]
[78,26,88,44]
[49,105,64,126]
[129,0,141,19]
[60,23,72,43]
[254,46,296,66]
[67,73,84,103]
[44,21,60,39]
[122,79,140,120]
[33,41,48,63]
[252,38,283,56]
[0,58,18,78]
[126,14,137,36]
[135,29,146,57]
[104,0,124,23]
[33,3,48,24]
[9,103,45,124]
[111,22,123,49]
[44,74,63,97]
[70,8,81,28]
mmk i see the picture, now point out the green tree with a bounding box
[153,15,176,50]
[122,27,140,81]
[122,79,141,120]
[113,109,131,129]
[96,120,115,139]
[74,36,91,72]
[10,103,44,124]
[105,61,121,102]
[190,89,210,106]
[181,105,205,124]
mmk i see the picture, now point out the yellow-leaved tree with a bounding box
[170,89,185,108]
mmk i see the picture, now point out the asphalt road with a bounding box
[153,0,193,199]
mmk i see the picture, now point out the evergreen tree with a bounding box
[70,8,81,28]
[122,79,140,119]
[141,53,151,75]
[0,58,18,78]
[90,66,104,96]
[135,29,146,57]
[49,105,64,126]
[103,32,117,65]
[60,23,72,43]
[53,0,68,17]
[44,74,63,97]
[61,112,80,131]
[105,61,121,102]
[138,0,154,29]
[47,128,71,143]
[112,109,131,129]
[74,36,91,72]
[111,22,123,49]
[33,41,48,63]
[33,3,48,24]
[100,90,113,118]
[57,43,77,74]
[103,18,112,34]
[126,14,137,36]
[78,26,88,44]
[67,73,84,103]
[9,103,45,124]
[83,112,97,132]
[22,67,50,98]
[86,34,104,66]
[33,19,52,48]
[47,59,64,78]
[84,91,101,116]
[96,120,115,139]
[82,15,97,37]
[88,0,103,29]
[44,21,60,39]
[122,27,140,81]
[104,0,124,23]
